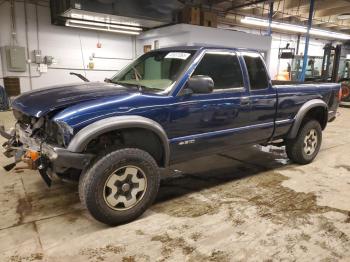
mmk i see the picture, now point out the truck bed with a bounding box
[272,81,340,130]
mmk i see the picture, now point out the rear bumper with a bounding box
[340,101,350,108]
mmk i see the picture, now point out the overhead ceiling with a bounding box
[50,0,184,29]
[25,0,350,37]
[183,0,350,35]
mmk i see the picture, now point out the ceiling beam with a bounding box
[224,0,267,12]
[210,0,228,4]
[217,0,350,32]
[316,6,350,17]
[284,0,350,14]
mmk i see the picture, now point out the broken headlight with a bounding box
[46,120,74,147]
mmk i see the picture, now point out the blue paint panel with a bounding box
[169,121,275,143]
[10,45,341,164]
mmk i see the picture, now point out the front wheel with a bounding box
[79,148,160,226]
[286,120,322,165]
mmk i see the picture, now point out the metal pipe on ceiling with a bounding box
[24,0,34,90]
[10,0,18,46]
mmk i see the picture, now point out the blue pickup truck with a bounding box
[1,46,341,225]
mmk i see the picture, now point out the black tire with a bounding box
[79,148,160,226]
[286,120,322,165]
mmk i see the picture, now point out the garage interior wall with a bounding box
[137,24,272,69]
[0,1,136,92]
[269,35,329,79]
[225,26,331,79]
[0,1,339,93]
[137,23,334,80]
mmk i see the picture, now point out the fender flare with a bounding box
[287,99,328,139]
[67,116,170,166]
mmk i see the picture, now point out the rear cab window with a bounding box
[242,52,270,90]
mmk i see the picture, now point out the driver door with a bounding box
[167,50,252,163]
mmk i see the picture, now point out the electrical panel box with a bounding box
[1,46,27,72]
[33,49,43,64]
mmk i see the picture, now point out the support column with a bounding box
[296,34,301,55]
[267,0,274,36]
[298,0,315,82]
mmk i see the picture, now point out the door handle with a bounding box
[240,97,250,106]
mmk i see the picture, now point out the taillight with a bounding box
[338,86,342,101]
[341,84,350,99]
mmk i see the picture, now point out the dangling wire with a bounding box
[78,34,87,78]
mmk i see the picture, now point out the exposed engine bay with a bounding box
[1,110,92,186]
[12,109,72,148]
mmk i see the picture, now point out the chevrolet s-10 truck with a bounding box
[1,46,341,225]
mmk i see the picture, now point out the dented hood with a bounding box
[11,82,136,118]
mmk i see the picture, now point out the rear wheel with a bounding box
[286,120,322,164]
[79,148,160,226]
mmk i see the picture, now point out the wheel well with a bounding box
[302,106,328,130]
[84,128,165,167]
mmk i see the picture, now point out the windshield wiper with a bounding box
[113,81,140,90]
[132,67,142,81]
[70,72,89,82]
[113,81,163,92]
[139,86,164,92]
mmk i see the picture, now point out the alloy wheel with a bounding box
[303,129,318,155]
[103,166,147,210]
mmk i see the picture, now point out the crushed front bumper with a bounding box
[1,124,93,186]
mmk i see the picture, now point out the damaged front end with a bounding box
[1,111,93,186]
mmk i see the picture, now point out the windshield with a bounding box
[111,50,196,92]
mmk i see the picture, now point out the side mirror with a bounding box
[187,75,214,94]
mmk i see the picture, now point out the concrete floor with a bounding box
[0,108,350,262]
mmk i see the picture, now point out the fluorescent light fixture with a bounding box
[68,19,142,31]
[70,13,141,27]
[241,16,350,40]
[337,13,350,20]
[65,19,142,35]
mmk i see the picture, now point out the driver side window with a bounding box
[193,52,244,90]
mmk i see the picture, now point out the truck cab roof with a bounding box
[155,45,260,53]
